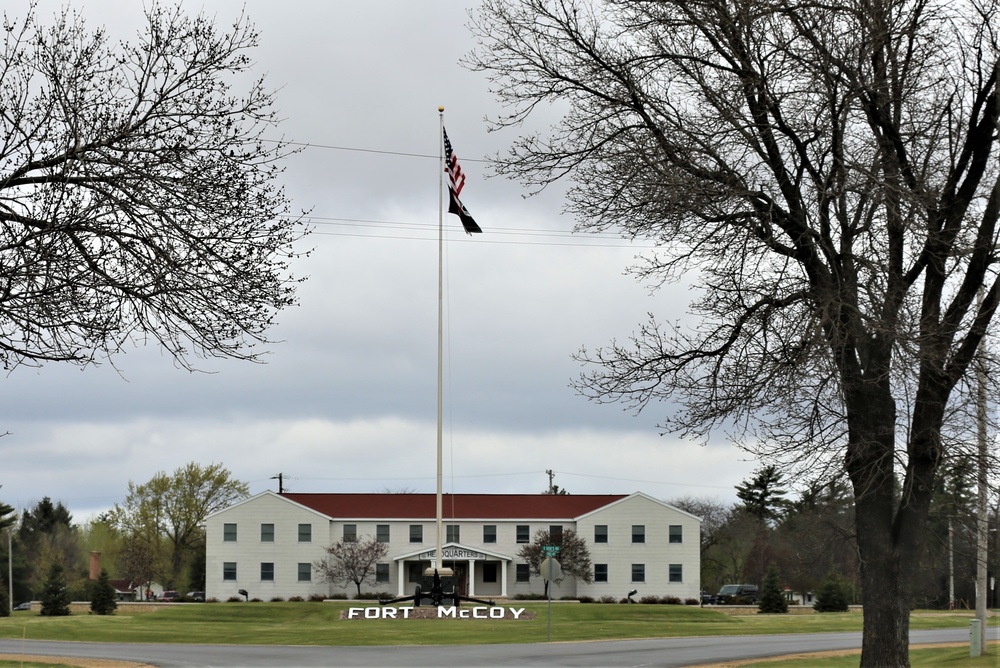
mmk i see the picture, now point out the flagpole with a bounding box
[434,106,449,580]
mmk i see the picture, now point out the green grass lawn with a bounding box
[0,602,994,647]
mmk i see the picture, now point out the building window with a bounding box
[343,524,357,542]
[376,524,390,543]
[376,563,389,583]
[260,523,274,542]
[408,563,425,582]
[483,563,498,583]
[516,564,530,583]
[446,524,460,542]
[223,562,237,581]
[223,523,237,542]
[298,524,312,543]
[632,525,645,544]
[516,525,530,543]
[631,564,645,583]
[594,525,608,544]
[483,525,497,543]
[669,525,683,544]
[549,525,563,541]
[669,563,683,583]
[297,563,311,582]
[261,562,274,582]
[409,524,423,543]
[594,564,608,582]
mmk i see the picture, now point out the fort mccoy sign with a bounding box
[342,606,534,620]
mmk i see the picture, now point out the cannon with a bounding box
[379,568,495,607]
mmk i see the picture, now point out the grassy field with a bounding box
[0,602,993,646]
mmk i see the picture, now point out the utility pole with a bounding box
[271,473,284,494]
[546,469,554,494]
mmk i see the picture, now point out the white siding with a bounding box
[206,491,701,602]
[205,492,333,601]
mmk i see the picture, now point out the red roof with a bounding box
[281,493,627,520]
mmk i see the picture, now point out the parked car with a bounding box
[13,601,31,611]
[186,591,205,601]
[715,584,759,604]
[160,590,182,602]
[700,590,717,605]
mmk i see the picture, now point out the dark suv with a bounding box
[715,584,759,604]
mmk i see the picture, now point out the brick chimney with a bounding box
[89,551,101,580]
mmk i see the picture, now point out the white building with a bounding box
[204,491,701,602]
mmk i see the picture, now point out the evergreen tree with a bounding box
[814,572,850,612]
[758,565,788,614]
[39,562,71,616]
[89,569,117,616]
[736,466,789,524]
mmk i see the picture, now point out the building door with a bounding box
[450,563,467,596]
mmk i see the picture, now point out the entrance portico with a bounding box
[391,542,512,598]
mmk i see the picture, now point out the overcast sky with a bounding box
[2,0,760,521]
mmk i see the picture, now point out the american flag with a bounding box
[443,127,482,234]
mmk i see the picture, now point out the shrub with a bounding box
[308,594,327,602]
[270,597,285,602]
[512,593,546,600]
[325,593,347,600]
[40,563,71,616]
[758,565,789,614]
[89,569,118,616]
[227,596,242,603]
[249,598,263,602]
[639,595,660,604]
[599,595,618,604]
[662,596,682,605]
[577,596,594,603]
[287,596,304,602]
[814,572,850,612]
[684,598,700,606]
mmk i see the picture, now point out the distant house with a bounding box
[204,491,701,601]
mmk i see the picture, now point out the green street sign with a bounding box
[542,545,561,556]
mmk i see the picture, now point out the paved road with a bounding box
[0,627,996,667]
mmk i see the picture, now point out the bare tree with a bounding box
[0,3,306,371]
[469,0,999,664]
[517,528,593,596]
[313,537,389,598]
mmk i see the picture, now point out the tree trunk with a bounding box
[845,382,914,667]
[855,492,912,667]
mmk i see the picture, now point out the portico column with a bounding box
[500,560,508,597]
[397,560,405,597]
[467,559,475,597]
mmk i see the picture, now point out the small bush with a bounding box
[270,597,285,602]
[226,596,242,603]
[249,598,263,603]
[287,596,304,602]
[599,595,618,604]
[512,593,547,600]
[639,595,660,604]
[89,569,118,616]
[577,596,594,603]
[205,598,220,603]
[684,598,700,606]
[814,572,850,612]
[40,563,71,616]
[308,594,327,602]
